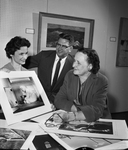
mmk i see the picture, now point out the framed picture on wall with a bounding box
[37,12,95,53]
[116,17,128,67]
[0,71,52,125]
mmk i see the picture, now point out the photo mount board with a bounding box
[0,71,52,125]
[29,133,74,150]
[39,111,128,140]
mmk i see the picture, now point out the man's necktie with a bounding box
[51,58,61,89]
[78,82,83,105]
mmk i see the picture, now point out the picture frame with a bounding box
[0,71,52,125]
[116,17,128,67]
[37,12,94,52]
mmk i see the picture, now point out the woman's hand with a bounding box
[53,112,75,123]
[0,68,10,73]
[51,104,56,111]
[71,104,77,112]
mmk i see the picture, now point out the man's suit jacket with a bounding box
[24,50,74,103]
[55,70,111,122]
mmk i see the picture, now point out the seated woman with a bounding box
[54,47,111,122]
[0,36,31,71]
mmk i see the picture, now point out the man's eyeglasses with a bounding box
[56,43,70,49]
[45,113,65,128]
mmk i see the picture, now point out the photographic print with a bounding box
[28,132,74,150]
[0,127,31,150]
[37,12,94,52]
[39,111,128,140]
[4,77,44,113]
[55,133,121,150]
[0,71,52,125]
[32,134,67,150]
[59,121,113,135]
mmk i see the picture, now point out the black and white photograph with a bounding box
[0,71,52,125]
[59,121,113,135]
[0,1,128,150]
[32,134,67,150]
[4,77,44,113]
[39,111,128,140]
[0,127,31,150]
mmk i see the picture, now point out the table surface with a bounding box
[0,112,128,150]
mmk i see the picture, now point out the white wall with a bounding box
[0,0,47,66]
[105,0,128,112]
[0,0,128,112]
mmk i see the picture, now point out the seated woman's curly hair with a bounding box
[5,36,31,59]
[78,47,100,74]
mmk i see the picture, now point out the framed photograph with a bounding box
[0,71,52,125]
[116,17,128,67]
[37,12,94,52]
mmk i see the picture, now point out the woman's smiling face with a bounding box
[11,46,28,65]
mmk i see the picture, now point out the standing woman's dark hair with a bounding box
[78,47,100,74]
[0,36,31,72]
[5,36,31,59]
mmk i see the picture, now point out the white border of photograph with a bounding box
[39,111,128,140]
[28,131,74,150]
[0,71,52,125]
[95,140,128,150]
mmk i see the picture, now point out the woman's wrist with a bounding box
[67,112,76,121]
[63,111,85,122]
[73,112,77,120]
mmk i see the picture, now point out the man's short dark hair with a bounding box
[59,33,74,46]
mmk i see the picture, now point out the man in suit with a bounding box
[24,33,74,103]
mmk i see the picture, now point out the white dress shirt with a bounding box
[51,55,66,84]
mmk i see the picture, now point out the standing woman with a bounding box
[0,36,31,117]
[0,36,31,71]
[54,48,111,122]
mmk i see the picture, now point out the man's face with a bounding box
[56,38,72,58]
[11,46,28,65]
